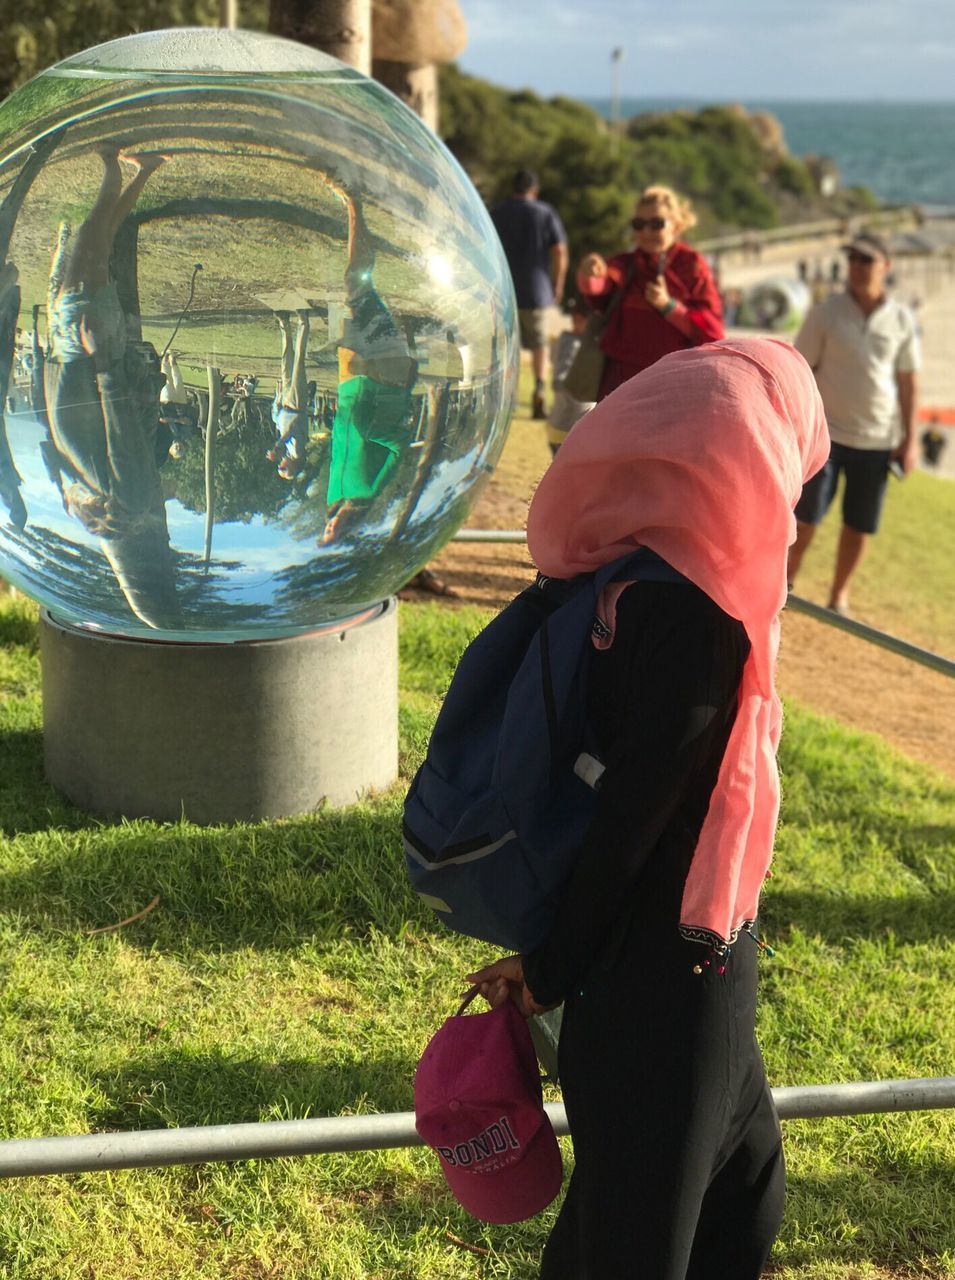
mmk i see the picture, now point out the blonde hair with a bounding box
[637,185,697,235]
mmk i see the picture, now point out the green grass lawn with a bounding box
[0,595,952,1279]
[504,363,955,661]
[787,468,955,657]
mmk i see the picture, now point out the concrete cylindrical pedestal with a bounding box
[40,601,398,824]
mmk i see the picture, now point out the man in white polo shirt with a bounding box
[787,231,919,616]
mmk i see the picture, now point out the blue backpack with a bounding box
[403,549,650,954]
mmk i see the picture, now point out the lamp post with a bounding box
[610,46,624,148]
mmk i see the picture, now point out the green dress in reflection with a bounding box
[326,374,414,507]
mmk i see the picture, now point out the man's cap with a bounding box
[842,232,891,262]
[414,994,563,1224]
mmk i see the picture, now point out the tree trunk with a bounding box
[371,59,438,132]
[268,0,372,74]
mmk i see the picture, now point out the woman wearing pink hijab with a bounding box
[468,338,829,1279]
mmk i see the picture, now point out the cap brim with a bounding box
[842,242,888,261]
[439,1115,563,1224]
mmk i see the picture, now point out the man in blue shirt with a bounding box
[491,170,568,419]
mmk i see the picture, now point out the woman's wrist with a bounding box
[659,298,679,317]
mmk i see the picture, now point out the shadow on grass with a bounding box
[82,1057,955,1277]
[2,768,951,954]
[0,806,437,952]
[0,609,40,649]
[892,823,955,888]
[763,886,955,945]
[776,1155,955,1274]
[0,729,92,835]
[88,1047,417,1133]
[85,1045,555,1273]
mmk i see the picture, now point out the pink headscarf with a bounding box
[526,338,830,948]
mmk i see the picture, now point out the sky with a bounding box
[455,0,955,102]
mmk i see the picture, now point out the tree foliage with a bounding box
[1,7,877,278]
[438,66,879,269]
[439,65,634,269]
[0,0,269,98]
[170,412,292,524]
[626,105,784,229]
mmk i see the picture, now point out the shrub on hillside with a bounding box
[440,68,877,254]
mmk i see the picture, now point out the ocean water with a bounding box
[587,98,955,208]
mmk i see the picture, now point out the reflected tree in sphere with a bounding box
[0,28,517,640]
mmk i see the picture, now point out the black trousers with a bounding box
[540,921,784,1280]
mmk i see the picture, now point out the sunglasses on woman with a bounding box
[847,251,876,265]
[632,216,669,231]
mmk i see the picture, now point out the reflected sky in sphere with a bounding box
[0,29,518,640]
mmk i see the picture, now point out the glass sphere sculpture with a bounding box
[0,29,518,640]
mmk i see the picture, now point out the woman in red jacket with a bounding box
[579,184,724,400]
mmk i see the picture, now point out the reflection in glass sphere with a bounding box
[0,29,518,640]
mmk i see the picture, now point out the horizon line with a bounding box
[454,72,955,108]
[582,94,955,105]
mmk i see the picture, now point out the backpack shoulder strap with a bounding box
[497,551,645,793]
[593,549,644,591]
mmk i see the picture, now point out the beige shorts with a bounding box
[517,306,554,350]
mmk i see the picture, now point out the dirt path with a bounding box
[406,431,955,781]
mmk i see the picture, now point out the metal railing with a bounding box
[0,530,946,1183]
[694,207,917,256]
[1,1077,953,1179]
[783,594,955,679]
[453,528,529,543]
[450,531,955,680]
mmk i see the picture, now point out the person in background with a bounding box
[490,170,568,420]
[545,302,595,455]
[576,184,723,401]
[229,372,261,432]
[920,418,946,468]
[787,232,919,617]
[160,351,188,410]
[42,144,182,630]
[268,310,312,481]
[468,338,830,1280]
[722,286,743,328]
[320,181,418,544]
[810,264,829,305]
[159,352,199,449]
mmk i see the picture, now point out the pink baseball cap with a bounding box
[414,993,563,1224]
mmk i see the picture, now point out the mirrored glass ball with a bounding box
[0,29,518,640]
